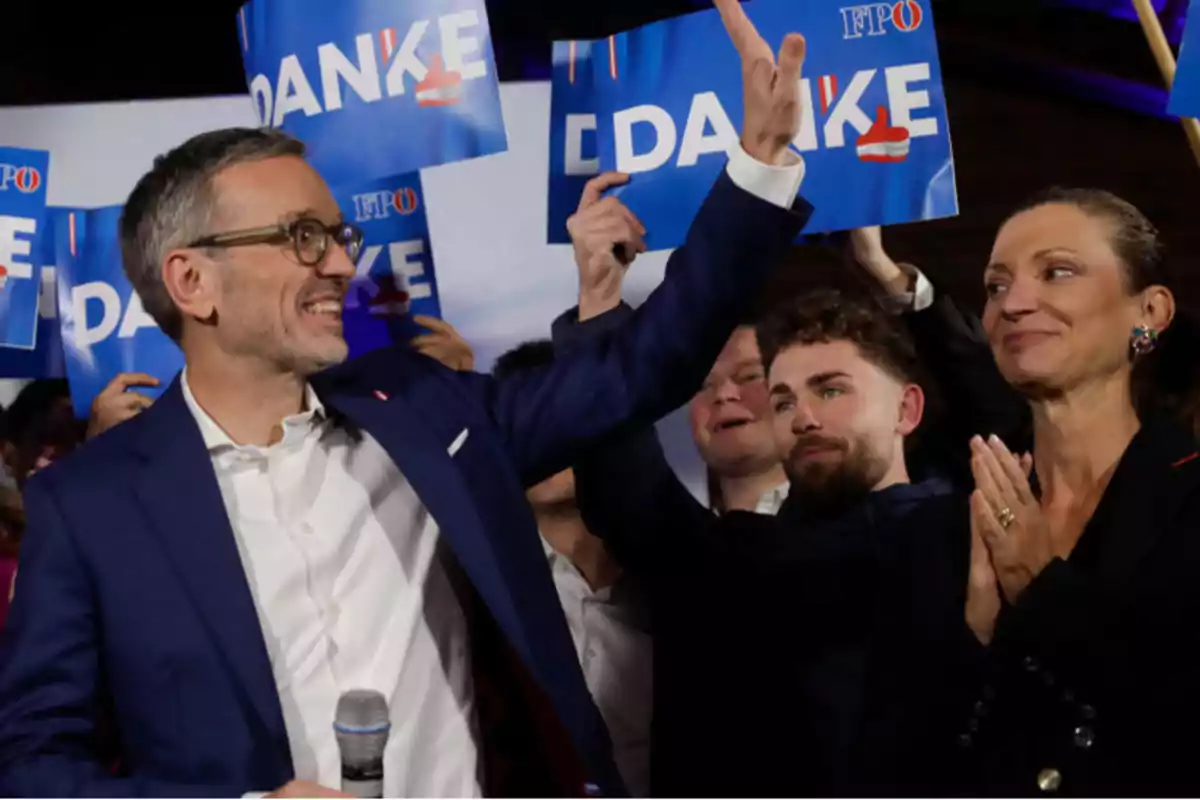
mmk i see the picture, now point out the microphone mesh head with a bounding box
[335,689,390,731]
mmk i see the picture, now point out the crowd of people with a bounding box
[1,2,1198,797]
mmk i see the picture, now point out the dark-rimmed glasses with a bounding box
[187,217,364,267]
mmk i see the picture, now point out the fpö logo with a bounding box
[350,186,420,223]
[0,164,42,193]
[840,0,924,39]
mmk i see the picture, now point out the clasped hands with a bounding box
[966,435,1055,644]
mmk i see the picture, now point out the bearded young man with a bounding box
[556,288,996,796]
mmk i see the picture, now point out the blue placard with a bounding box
[0,207,67,378]
[336,173,442,358]
[1170,0,1200,117]
[55,207,184,417]
[549,0,957,250]
[547,40,602,243]
[238,0,508,183]
[0,147,50,350]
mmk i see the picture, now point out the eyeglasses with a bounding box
[187,217,364,267]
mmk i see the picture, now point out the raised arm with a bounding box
[551,301,717,570]
[849,227,1030,484]
[471,9,813,486]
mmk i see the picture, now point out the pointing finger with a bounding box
[776,33,806,84]
[107,372,160,392]
[577,172,631,211]
[714,0,773,64]
[411,315,457,336]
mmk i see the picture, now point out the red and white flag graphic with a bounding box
[415,55,464,107]
[818,75,839,115]
[380,27,398,62]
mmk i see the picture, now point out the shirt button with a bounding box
[300,521,314,535]
[1080,704,1097,720]
[1023,656,1039,673]
[1037,768,1062,792]
[957,732,974,748]
[1073,726,1095,750]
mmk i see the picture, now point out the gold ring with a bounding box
[996,507,1016,530]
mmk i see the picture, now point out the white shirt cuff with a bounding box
[242,792,268,798]
[888,263,935,312]
[724,144,806,209]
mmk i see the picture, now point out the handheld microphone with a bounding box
[334,689,391,798]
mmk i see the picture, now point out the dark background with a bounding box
[1,0,1197,312]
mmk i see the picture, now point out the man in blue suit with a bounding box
[0,5,810,796]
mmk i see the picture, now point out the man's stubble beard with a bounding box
[784,434,890,518]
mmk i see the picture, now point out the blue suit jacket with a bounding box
[0,173,811,797]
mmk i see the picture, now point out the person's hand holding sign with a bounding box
[567,172,646,321]
[86,373,160,440]
[714,0,807,166]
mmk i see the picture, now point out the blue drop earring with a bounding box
[1131,326,1159,357]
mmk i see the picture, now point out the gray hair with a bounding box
[118,128,306,342]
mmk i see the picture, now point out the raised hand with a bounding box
[86,372,159,439]
[848,226,909,296]
[410,315,475,372]
[714,0,807,165]
[566,172,647,321]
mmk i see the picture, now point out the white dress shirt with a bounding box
[755,481,791,516]
[182,375,480,798]
[541,538,653,797]
[177,147,804,797]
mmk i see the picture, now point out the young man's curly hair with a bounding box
[755,288,921,384]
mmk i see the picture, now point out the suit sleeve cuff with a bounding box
[895,263,935,312]
[551,301,636,351]
[724,144,806,209]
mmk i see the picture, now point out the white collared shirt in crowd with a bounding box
[755,481,791,515]
[178,147,805,797]
[541,537,653,797]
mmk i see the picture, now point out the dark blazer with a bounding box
[949,419,1200,797]
[550,289,1024,796]
[568,450,972,797]
[0,174,813,798]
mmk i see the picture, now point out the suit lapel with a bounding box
[318,383,529,660]
[1090,419,1200,585]
[129,381,290,759]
